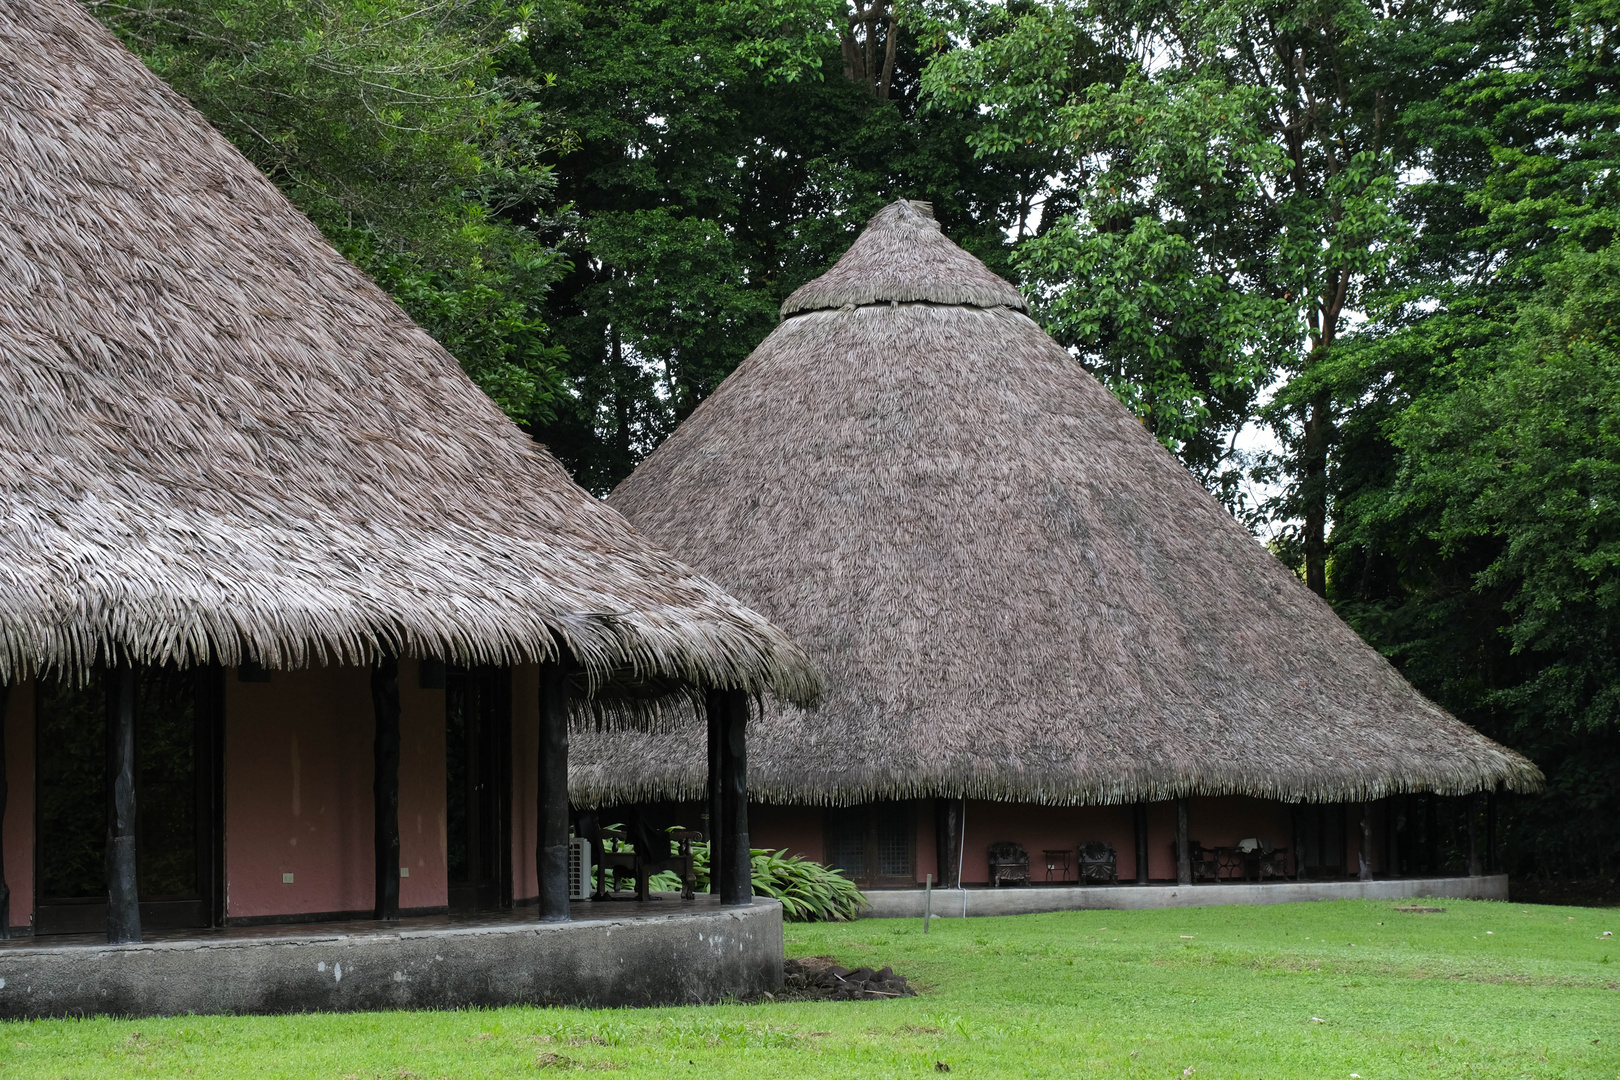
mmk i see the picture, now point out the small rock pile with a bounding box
[782,955,917,1001]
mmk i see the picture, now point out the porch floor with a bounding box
[0,894,724,950]
[0,894,783,1019]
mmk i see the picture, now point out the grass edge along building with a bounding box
[571,199,1543,892]
[0,0,816,943]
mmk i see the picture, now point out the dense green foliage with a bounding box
[744,847,868,921]
[8,901,1616,1076]
[1317,0,1620,877]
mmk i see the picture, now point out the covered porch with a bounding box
[0,660,759,942]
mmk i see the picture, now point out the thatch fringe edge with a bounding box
[568,757,1547,808]
[0,602,821,714]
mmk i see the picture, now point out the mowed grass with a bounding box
[2,899,1616,1079]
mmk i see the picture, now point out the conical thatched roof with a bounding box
[0,1,817,715]
[571,199,1541,803]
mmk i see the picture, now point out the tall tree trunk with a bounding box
[1301,389,1330,596]
[840,2,897,100]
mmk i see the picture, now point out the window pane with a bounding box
[824,807,865,878]
[136,667,199,898]
[876,807,912,877]
[37,673,107,899]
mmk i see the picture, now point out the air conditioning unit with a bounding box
[567,837,592,901]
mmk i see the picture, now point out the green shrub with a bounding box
[632,839,867,922]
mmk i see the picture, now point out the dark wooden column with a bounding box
[1290,804,1304,879]
[372,656,401,921]
[714,689,751,905]
[1485,791,1498,874]
[537,661,570,921]
[1466,793,1483,877]
[1133,802,1149,884]
[106,666,141,944]
[1358,802,1374,881]
[1175,798,1191,886]
[0,681,10,939]
[1387,797,1403,878]
[706,690,724,884]
[1424,793,1439,873]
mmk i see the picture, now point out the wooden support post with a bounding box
[1358,801,1374,881]
[1424,793,1439,873]
[714,689,751,905]
[106,666,141,944]
[1485,791,1498,874]
[0,681,9,939]
[372,657,401,921]
[1387,796,1402,879]
[537,661,570,921]
[1466,793,1483,877]
[1290,804,1304,879]
[1175,798,1190,886]
[1133,802,1149,884]
[934,797,962,890]
[706,690,724,888]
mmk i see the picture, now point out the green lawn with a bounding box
[3,899,1616,1079]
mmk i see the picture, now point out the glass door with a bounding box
[823,803,915,888]
[445,666,511,912]
[35,667,221,935]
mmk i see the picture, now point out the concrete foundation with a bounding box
[0,896,782,1019]
[863,874,1509,918]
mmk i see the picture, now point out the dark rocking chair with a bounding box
[596,827,701,901]
[1078,841,1119,884]
[987,841,1031,887]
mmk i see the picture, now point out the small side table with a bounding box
[1042,849,1072,883]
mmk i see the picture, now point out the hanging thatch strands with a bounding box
[570,199,1542,804]
[0,2,818,722]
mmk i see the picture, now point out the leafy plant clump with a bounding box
[748,848,868,923]
[640,841,867,923]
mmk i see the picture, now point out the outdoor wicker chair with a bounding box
[1077,840,1118,884]
[987,841,1030,887]
[1171,840,1221,882]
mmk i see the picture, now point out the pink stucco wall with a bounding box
[751,803,825,863]
[3,679,33,932]
[223,660,446,919]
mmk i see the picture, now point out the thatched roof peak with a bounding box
[0,1,818,718]
[578,203,1541,803]
[780,199,1028,316]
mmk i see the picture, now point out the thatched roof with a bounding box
[571,199,1542,803]
[0,1,817,714]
